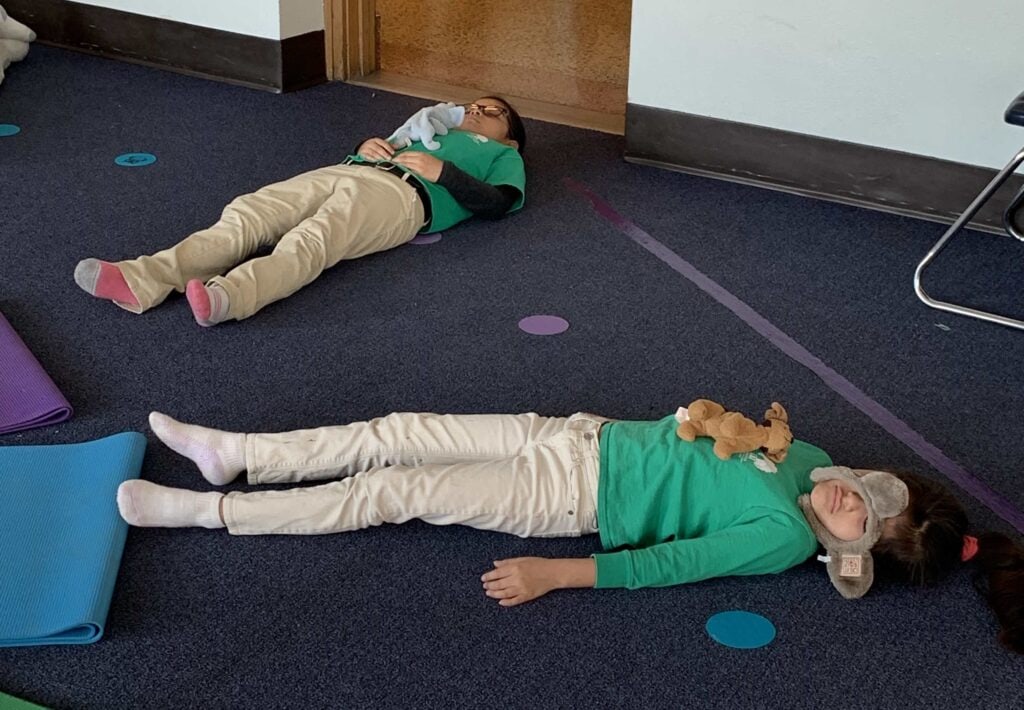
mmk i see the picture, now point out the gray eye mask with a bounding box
[797,467,909,599]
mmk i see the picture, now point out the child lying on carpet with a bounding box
[74,97,526,326]
[114,407,1023,652]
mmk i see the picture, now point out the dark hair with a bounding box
[872,471,1024,654]
[872,471,967,585]
[973,532,1024,654]
[481,95,526,154]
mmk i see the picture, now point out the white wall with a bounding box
[76,0,323,39]
[629,0,1023,169]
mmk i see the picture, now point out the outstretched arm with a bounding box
[481,557,596,607]
[592,517,816,589]
[392,152,521,218]
[436,163,521,219]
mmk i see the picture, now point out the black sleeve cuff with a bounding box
[437,162,520,219]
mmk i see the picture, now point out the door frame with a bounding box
[324,0,377,80]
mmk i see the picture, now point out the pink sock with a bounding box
[74,259,139,306]
[185,279,230,327]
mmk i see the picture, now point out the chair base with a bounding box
[914,147,1024,330]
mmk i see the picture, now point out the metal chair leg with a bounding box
[914,147,1024,330]
[1001,180,1024,241]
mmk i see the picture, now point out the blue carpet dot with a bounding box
[0,124,21,137]
[115,152,157,167]
[705,610,776,649]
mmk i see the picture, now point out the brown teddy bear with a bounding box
[676,399,793,463]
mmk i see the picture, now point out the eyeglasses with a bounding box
[462,103,509,119]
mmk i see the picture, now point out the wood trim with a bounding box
[342,0,361,78]
[325,0,375,80]
[324,0,336,80]
[625,103,1024,234]
[349,0,377,78]
[363,0,378,75]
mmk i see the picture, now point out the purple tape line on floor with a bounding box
[565,177,1024,534]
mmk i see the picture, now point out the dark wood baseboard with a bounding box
[4,0,326,93]
[626,103,1024,234]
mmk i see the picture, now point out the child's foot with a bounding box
[185,279,230,327]
[149,411,246,485]
[74,259,139,306]
[117,479,224,528]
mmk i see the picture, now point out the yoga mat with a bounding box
[0,432,146,647]
[0,312,73,434]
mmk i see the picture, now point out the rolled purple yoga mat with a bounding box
[0,311,73,434]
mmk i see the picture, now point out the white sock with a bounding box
[117,480,225,528]
[206,283,231,323]
[149,411,246,485]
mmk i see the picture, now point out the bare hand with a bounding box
[481,557,561,607]
[391,151,444,183]
[356,137,395,162]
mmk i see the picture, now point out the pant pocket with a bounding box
[534,460,588,538]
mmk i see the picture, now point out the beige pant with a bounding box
[116,165,425,319]
[221,412,605,538]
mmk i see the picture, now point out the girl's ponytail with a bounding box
[972,532,1024,654]
[870,471,1024,654]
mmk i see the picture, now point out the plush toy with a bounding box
[675,398,793,463]
[798,466,909,599]
[0,5,35,86]
[387,102,466,151]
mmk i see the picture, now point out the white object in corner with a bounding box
[0,5,35,85]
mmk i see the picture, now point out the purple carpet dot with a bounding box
[410,233,442,245]
[518,315,569,335]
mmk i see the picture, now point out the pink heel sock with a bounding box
[186,279,230,327]
[74,259,139,306]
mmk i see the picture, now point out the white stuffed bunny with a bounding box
[0,5,35,85]
[387,102,466,151]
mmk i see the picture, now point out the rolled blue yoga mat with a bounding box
[0,433,146,647]
[0,311,73,434]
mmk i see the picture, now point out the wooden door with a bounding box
[326,0,630,130]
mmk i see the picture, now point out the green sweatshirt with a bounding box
[593,415,831,589]
[347,130,525,233]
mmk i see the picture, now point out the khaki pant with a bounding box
[116,165,425,320]
[221,412,606,538]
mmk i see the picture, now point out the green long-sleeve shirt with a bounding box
[593,415,831,589]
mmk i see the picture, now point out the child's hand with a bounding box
[481,557,597,606]
[481,557,561,607]
[356,138,395,162]
[392,151,444,182]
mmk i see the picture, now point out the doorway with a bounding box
[324,0,631,134]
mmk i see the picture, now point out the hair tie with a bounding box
[961,535,979,562]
